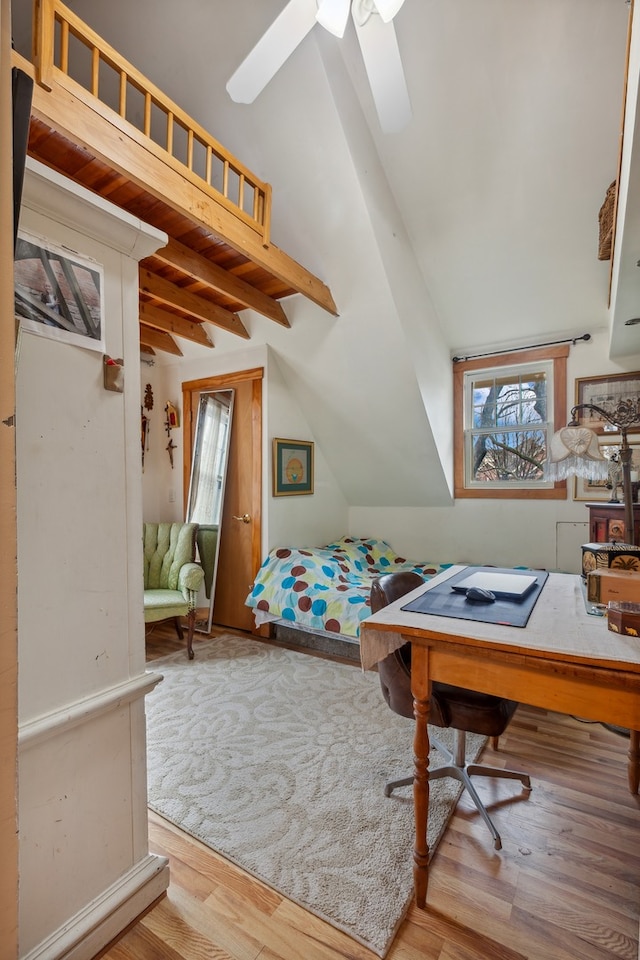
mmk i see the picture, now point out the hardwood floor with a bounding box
[99,622,640,960]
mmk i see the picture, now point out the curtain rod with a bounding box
[452,333,591,363]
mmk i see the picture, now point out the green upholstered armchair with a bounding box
[143,522,205,659]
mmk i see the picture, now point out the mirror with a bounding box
[186,389,234,633]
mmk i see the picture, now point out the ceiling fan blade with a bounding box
[352,11,412,133]
[316,0,351,38]
[227,0,319,103]
[373,0,406,23]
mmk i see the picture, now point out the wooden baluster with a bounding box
[143,92,151,137]
[119,70,127,119]
[91,46,99,97]
[262,184,272,247]
[222,160,229,199]
[205,145,212,186]
[59,19,69,74]
[238,173,245,212]
[166,113,174,157]
[187,129,194,172]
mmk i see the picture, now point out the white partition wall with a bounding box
[16,159,169,959]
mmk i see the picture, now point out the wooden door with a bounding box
[183,367,262,632]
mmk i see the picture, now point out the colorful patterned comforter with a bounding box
[245,536,451,639]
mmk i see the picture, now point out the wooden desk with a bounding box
[359,566,640,908]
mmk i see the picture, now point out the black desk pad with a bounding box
[401,566,549,628]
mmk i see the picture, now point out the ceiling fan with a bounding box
[226,0,411,134]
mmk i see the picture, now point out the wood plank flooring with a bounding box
[98,623,640,960]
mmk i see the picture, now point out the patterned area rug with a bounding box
[145,636,487,957]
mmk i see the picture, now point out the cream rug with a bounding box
[145,636,487,957]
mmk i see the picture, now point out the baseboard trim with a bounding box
[21,853,169,960]
[272,621,361,663]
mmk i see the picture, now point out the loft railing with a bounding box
[31,0,272,245]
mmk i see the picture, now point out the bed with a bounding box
[245,536,452,639]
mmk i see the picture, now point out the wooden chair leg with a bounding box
[173,617,184,640]
[491,736,499,750]
[628,729,640,794]
[186,610,195,660]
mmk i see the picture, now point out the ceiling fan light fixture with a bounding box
[373,0,406,23]
[315,0,351,37]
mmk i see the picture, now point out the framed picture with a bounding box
[165,401,180,428]
[273,438,314,496]
[14,230,105,353]
[574,435,640,500]
[574,372,640,433]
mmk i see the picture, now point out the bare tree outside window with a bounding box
[471,375,547,483]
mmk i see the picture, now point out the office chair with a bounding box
[371,571,531,850]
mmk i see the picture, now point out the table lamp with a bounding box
[545,400,637,547]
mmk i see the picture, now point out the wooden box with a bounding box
[587,568,640,604]
[607,601,640,637]
[581,542,640,579]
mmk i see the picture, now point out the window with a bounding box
[453,346,568,499]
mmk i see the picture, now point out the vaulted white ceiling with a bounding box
[12,0,638,505]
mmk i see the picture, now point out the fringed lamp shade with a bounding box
[545,426,609,482]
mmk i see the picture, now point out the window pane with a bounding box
[471,429,546,482]
[471,374,546,429]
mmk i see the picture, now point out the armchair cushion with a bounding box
[144,522,200,591]
[143,590,192,623]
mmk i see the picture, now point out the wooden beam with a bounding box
[26,73,339,316]
[139,325,182,355]
[139,268,249,339]
[150,239,290,327]
[139,301,214,348]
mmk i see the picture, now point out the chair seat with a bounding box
[432,683,518,737]
[144,589,188,623]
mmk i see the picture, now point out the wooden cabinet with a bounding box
[586,502,640,546]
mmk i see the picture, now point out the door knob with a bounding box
[232,513,251,523]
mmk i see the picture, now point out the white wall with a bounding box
[265,349,348,546]
[140,356,169,519]
[350,329,640,574]
[144,328,640,577]
[144,342,349,553]
[16,160,168,959]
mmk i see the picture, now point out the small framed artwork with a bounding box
[574,373,640,433]
[273,438,314,496]
[574,435,640,500]
[14,230,105,353]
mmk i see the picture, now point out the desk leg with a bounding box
[628,730,640,794]
[412,644,431,909]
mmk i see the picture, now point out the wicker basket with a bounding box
[598,179,616,260]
